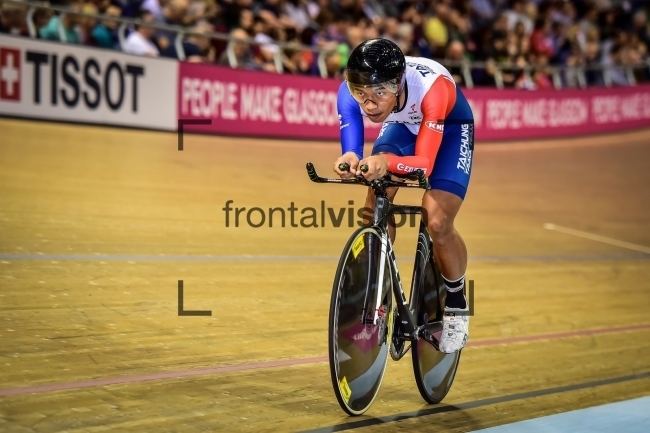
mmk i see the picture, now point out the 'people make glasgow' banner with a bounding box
[178,62,381,141]
[178,60,650,141]
[467,86,650,140]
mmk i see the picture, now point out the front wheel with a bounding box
[410,234,461,404]
[328,227,394,415]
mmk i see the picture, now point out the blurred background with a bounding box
[1,0,649,87]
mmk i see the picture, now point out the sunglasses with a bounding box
[346,80,400,105]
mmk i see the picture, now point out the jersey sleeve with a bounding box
[337,82,364,159]
[386,77,456,176]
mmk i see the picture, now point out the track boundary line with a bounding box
[544,223,650,254]
[0,252,648,263]
[296,371,650,433]
[0,323,648,398]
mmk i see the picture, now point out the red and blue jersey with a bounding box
[337,56,466,178]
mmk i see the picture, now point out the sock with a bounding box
[442,274,467,309]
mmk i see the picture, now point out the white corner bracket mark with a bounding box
[543,223,650,254]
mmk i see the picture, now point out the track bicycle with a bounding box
[305,162,462,415]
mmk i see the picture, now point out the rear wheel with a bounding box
[328,227,394,415]
[410,232,461,404]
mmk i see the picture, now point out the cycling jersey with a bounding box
[337,56,474,199]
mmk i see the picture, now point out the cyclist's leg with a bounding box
[421,86,474,353]
[421,190,466,277]
[365,123,417,241]
[424,85,474,281]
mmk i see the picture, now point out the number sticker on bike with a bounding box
[352,236,365,259]
[339,376,352,403]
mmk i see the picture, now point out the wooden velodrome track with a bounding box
[0,118,648,432]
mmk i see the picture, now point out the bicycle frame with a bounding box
[305,163,439,349]
[374,197,440,350]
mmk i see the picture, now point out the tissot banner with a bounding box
[0,34,177,130]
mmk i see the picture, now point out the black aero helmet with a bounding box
[346,38,406,89]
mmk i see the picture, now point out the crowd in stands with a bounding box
[1,0,648,87]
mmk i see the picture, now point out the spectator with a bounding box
[218,27,258,70]
[115,0,145,19]
[323,48,343,78]
[91,4,122,49]
[1,2,29,36]
[7,0,648,86]
[252,14,281,72]
[531,54,553,89]
[382,17,400,43]
[345,25,365,51]
[424,3,450,57]
[282,41,314,74]
[283,0,316,32]
[39,4,81,43]
[632,9,649,46]
[445,39,468,85]
[504,0,532,34]
[123,11,159,57]
[238,8,254,34]
[530,17,554,58]
[606,42,632,86]
[395,22,414,55]
[156,0,189,57]
[183,19,215,62]
[77,3,99,46]
[583,27,603,86]
[221,0,254,32]
[470,0,497,29]
[141,0,163,22]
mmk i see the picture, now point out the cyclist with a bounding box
[334,38,474,353]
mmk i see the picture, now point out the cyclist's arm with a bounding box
[385,77,456,175]
[337,82,364,159]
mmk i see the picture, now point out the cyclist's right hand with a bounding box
[334,152,360,179]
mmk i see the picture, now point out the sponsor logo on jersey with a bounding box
[396,162,418,173]
[378,122,389,137]
[457,123,473,175]
[407,61,435,77]
[425,120,444,133]
[338,114,350,129]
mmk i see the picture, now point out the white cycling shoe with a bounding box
[439,306,469,353]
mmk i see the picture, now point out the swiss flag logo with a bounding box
[0,47,21,102]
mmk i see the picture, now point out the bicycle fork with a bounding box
[361,195,391,326]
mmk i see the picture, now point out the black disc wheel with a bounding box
[328,227,394,415]
[410,237,461,404]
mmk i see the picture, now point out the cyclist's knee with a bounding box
[426,213,453,243]
[422,189,462,244]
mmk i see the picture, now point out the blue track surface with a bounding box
[472,396,650,433]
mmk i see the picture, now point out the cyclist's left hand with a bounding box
[358,155,388,180]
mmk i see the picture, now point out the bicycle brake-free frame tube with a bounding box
[383,203,423,340]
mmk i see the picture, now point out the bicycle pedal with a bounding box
[419,321,443,350]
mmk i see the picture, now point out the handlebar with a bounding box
[306,162,429,190]
[338,162,368,173]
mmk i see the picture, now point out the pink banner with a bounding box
[467,85,650,141]
[177,62,650,141]
[178,62,380,140]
